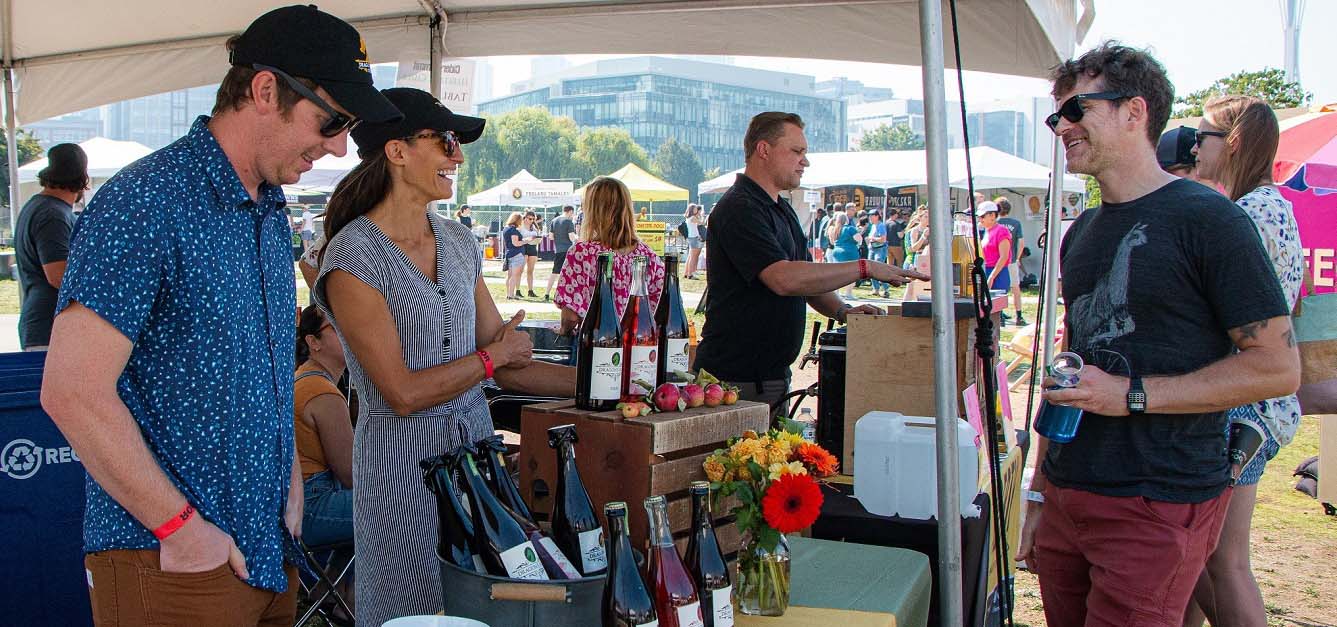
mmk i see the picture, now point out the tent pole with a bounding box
[1041,139,1065,366]
[918,0,963,625]
[428,13,443,101]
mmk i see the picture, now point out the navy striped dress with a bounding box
[314,213,493,626]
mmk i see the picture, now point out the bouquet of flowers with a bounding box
[702,427,839,615]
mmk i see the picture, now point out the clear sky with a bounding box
[475,0,1334,108]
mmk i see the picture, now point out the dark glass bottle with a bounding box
[455,447,549,580]
[602,501,658,627]
[645,495,705,627]
[577,252,624,410]
[656,254,690,385]
[477,434,535,524]
[420,454,481,572]
[684,482,733,627]
[549,424,608,576]
[621,255,659,401]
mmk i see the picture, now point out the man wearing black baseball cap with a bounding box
[44,6,401,625]
[1158,125,1198,178]
[15,143,88,350]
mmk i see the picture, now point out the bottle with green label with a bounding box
[420,454,482,572]
[656,253,690,384]
[549,424,609,576]
[603,501,659,627]
[684,482,733,627]
[455,447,548,580]
[577,252,623,410]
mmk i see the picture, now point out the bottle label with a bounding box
[628,345,658,394]
[577,527,608,573]
[498,542,549,580]
[590,347,622,400]
[711,586,735,627]
[666,338,690,380]
[536,536,581,578]
[677,602,705,627]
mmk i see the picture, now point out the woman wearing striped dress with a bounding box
[313,88,575,626]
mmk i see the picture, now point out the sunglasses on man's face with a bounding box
[253,64,360,138]
[403,130,461,157]
[1195,130,1227,146]
[1045,91,1131,133]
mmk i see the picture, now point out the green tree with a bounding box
[1174,68,1311,117]
[0,128,45,208]
[1083,174,1101,208]
[572,127,650,182]
[857,123,924,151]
[652,137,705,202]
[455,106,579,201]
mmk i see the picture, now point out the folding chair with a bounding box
[1002,324,1063,391]
[294,539,355,627]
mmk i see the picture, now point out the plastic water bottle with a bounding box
[1034,352,1085,443]
[799,407,817,442]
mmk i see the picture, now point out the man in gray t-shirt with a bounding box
[15,143,87,349]
[544,205,578,300]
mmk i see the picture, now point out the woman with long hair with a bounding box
[826,212,861,298]
[520,210,541,297]
[683,203,705,279]
[554,177,665,335]
[314,88,574,625]
[500,211,526,299]
[1184,95,1304,627]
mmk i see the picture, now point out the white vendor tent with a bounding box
[467,169,578,207]
[16,136,152,203]
[0,2,1094,623]
[698,146,1085,195]
[298,149,365,192]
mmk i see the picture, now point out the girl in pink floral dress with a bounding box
[555,177,665,334]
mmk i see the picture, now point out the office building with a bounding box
[816,77,894,105]
[847,96,1055,167]
[479,56,846,173]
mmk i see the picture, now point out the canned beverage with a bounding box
[1034,352,1085,443]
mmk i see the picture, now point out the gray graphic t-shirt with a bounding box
[1047,178,1287,503]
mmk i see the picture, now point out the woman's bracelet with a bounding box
[476,350,495,379]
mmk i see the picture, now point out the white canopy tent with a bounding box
[1,2,1094,623]
[467,169,579,207]
[16,136,152,203]
[698,146,1085,195]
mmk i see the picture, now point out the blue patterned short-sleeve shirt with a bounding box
[56,116,298,592]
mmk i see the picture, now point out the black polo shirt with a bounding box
[696,174,812,382]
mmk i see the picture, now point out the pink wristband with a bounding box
[153,503,195,541]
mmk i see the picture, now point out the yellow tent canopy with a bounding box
[580,163,689,202]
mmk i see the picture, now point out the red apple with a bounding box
[653,383,682,413]
[703,384,724,407]
[618,402,639,419]
[722,388,739,405]
[681,384,705,408]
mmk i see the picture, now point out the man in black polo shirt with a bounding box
[695,112,926,408]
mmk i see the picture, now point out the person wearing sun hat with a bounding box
[313,87,575,625]
[42,6,402,625]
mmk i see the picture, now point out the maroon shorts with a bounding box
[1033,484,1231,627]
[85,549,297,627]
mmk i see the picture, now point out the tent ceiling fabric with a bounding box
[4,0,1082,124]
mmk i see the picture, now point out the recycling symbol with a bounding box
[1,439,42,480]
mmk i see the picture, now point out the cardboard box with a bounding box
[1321,415,1337,504]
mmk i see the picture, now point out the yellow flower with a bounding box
[778,431,808,448]
[767,461,809,480]
[764,437,792,465]
[704,458,726,483]
[729,439,766,466]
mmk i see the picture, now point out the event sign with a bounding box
[824,185,885,213]
[396,56,478,113]
[636,220,666,255]
[1282,187,1335,295]
[885,186,918,214]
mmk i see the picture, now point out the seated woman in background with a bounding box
[554,177,665,335]
[294,304,354,547]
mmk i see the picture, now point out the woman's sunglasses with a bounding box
[1045,91,1131,133]
[253,64,360,138]
[403,130,460,157]
[1195,130,1227,146]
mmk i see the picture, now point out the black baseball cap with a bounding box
[1157,126,1198,170]
[229,5,401,124]
[351,88,486,159]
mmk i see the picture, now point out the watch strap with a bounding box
[1127,374,1146,414]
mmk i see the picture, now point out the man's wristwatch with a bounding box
[1127,374,1146,414]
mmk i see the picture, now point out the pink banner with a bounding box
[1280,186,1336,295]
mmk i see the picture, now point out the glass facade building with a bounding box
[478,57,846,174]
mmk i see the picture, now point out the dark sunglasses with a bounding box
[1195,130,1227,146]
[1045,91,1131,133]
[403,130,460,157]
[253,64,360,138]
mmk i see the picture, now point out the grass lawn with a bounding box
[0,279,17,315]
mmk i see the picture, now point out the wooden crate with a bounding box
[841,305,1002,474]
[518,399,768,555]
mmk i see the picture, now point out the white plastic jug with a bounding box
[853,411,981,519]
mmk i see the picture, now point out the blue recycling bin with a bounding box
[0,382,93,626]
